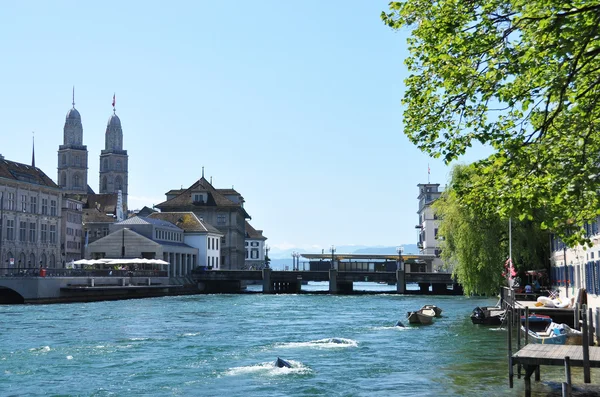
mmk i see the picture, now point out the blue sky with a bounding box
[0,1,490,252]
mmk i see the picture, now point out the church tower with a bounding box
[99,97,128,207]
[57,88,88,193]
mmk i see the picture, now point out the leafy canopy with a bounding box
[383,1,600,246]
[434,165,549,295]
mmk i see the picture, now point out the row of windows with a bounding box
[102,158,124,171]
[156,229,183,242]
[101,175,124,191]
[245,249,260,259]
[67,213,82,224]
[61,154,84,166]
[207,237,219,250]
[2,193,58,216]
[60,173,84,189]
[3,220,57,243]
[209,256,219,269]
[66,241,81,250]
[66,227,83,237]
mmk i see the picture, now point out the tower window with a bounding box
[116,160,122,170]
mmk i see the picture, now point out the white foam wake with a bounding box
[276,338,358,349]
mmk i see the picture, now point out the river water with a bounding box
[0,282,591,396]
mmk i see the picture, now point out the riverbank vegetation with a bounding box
[382,1,600,293]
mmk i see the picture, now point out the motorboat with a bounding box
[470,306,505,325]
[421,304,443,317]
[521,321,582,345]
[407,307,436,325]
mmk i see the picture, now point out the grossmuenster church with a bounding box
[57,95,128,206]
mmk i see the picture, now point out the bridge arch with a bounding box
[0,285,25,304]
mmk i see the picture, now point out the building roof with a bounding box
[85,193,127,214]
[245,221,267,240]
[83,208,116,224]
[116,216,181,230]
[155,177,250,218]
[148,211,223,235]
[0,157,59,189]
[136,206,157,217]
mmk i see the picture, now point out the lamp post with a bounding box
[264,244,270,269]
[291,252,296,271]
[330,245,336,269]
[396,246,404,271]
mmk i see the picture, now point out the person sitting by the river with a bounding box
[524,284,533,293]
[533,279,541,292]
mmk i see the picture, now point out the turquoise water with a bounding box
[0,282,588,396]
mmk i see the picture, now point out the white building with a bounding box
[148,212,223,270]
[550,224,600,314]
[244,221,267,269]
[415,183,443,272]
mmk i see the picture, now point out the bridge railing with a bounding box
[0,268,168,278]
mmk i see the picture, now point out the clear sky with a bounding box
[0,1,489,252]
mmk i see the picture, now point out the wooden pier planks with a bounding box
[513,344,600,367]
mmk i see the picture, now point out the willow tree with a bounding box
[435,165,549,295]
[383,1,600,247]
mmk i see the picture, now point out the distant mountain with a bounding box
[268,244,419,261]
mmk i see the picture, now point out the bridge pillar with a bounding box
[262,268,273,293]
[329,269,338,294]
[396,270,405,294]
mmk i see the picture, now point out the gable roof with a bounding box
[0,158,59,188]
[148,211,223,235]
[117,216,181,230]
[245,221,267,240]
[155,177,250,218]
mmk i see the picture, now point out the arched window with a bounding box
[41,253,47,267]
[115,176,123,191]
[61,172,67,188]
[19,252,26,269]
[102,176,107,191]
[49,253,55,268]
[29,253,35,268]
[75,155,80,166]
[5,251,13,267]
[116,160,121,170]
[74,174,80,188]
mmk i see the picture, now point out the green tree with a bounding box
[435,165,549,295]
[383,1,600,246]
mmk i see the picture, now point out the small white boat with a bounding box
[421,304,442,317]
[407,308,436,325]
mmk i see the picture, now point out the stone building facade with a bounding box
[155,177,250,270]
[0,155,62,270]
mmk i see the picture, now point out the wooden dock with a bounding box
[513,344,600,367]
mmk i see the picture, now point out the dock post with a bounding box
[595,307,600,346]
[517,307,521,379]
[396,269,405,294]
[581,304,591,383]
[525,306,529,345]
[589,307,594,347]
[329,269,338,294]
[574,303,580,330]
[262,268,273,294]
[508,309,513,388]
[563,356,572,397]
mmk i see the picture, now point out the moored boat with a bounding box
[421,304,443,317]
[521,322,582,345]
[470,306,505,325]
[407,308,436,325]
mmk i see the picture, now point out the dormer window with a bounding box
[193,193,206,204]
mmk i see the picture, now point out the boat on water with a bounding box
[521,321,582,345]
[407,308,436,325]
[421,304,442,317]
[470,306,505,325]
